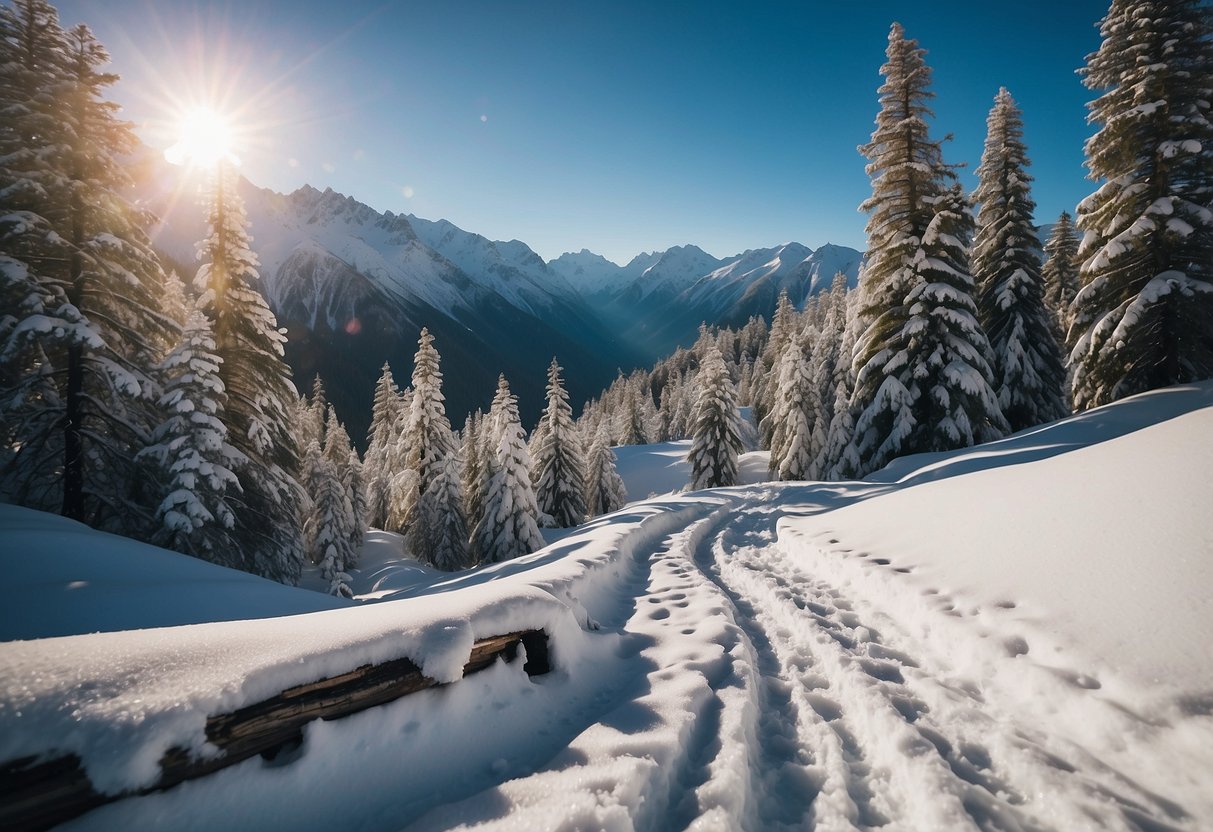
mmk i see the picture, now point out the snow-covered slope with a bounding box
[4,382,1211,830]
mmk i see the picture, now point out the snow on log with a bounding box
[0,629,549,832]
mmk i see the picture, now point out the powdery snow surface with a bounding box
[0,506,350,641]
[3,384,1213,830]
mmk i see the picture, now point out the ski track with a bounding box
[416,485,1201,831]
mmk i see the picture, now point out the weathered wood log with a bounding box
[0,629,549,831]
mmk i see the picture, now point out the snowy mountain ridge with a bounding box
[135,157,862,434]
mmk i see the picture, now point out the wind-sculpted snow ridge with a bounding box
[4,382,1212,830]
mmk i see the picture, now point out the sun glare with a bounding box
[164,108,239,168]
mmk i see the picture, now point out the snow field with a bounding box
[6,382,1213,830]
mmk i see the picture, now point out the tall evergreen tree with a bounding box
[415,451,470,571]
[461,410,489,533]
[851,24,1006,475]
[195,151,304,583]
[472,375,545,563]
[821,291,863,480]
[806,274,848,477]
[1071,0,1213,409]
[1042,211,1082,340]
[534,358,588,528]
[585,423,627,516]
[302,439,354,598]
[362,362,399,529]
[768,328,815,481]
[688,345,742,489]
[343,447,366,556]
[402,328,453,540]
[755,290,796,448]
[972,88,1068,431]
[140,310,245,561]
[0,7,173,532]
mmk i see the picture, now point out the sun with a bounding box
[164,107,239,168]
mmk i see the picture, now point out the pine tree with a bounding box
[461,410,489,532]
[0,8,174,533]
[1070,0,1213,409]
[821,292,863,480]
[756,290,796,448]
[806,274,848,477]
[768,329,815,481]
[344,447,366,557]
[472,375,545,563]
[972,88,1068,431]
[688,345,742,489]
[140,310,245,560]
[1042,211,1081,340]
[299,374,327,453]
[415,451,470,571]
[362,362,399,529]
[585,423,627,516]
[534,358,588,528]
[195,152,304,583]
[400,327,453,540]
[619,388,649,445]
[302,439,354,598]
[851,24,1006,475]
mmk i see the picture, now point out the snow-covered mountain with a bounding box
[137,163,638,442]
[556,239,863,357]
[134,155,861,436]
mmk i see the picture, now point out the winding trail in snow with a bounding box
[414,485,1203,832]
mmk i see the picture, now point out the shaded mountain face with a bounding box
[557,240,863,358]
[139,166,642,445]
[136,158,861,444]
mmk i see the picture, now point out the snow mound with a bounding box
[0,505,349,641]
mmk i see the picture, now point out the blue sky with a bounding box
[61,1,1110,265]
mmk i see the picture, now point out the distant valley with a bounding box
[137,160,861,441]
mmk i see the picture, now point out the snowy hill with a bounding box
[4,382,1212,829]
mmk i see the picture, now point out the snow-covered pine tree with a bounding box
[461,410,488,532]
[585,423,627,516]
[415,451,470,571]
[299,374,327,453]
[0,9,174,533]
[1070,0,1213,409]
[1042,211,1082,342]
[805,273,848,477]
[853,183,1008,473]
[534,358,588,528]
[821,289,863,480]
[321,406,364,554]
[619,387,649,445]
[344,447,366,556]
[402,328,454,543]
[194,146,304,583]
[160,270,191,328]
[140,310,245,561]
[755,290,796,448]
[972,88,1068,431]
[851,24,1006,475]
[768,328,814,481]
[472,375,545,563]
[362,362,399,529]
[302,438,354,598]
[688,345,742,489]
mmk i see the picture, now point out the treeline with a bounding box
[588,4,1213,487]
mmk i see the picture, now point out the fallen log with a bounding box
[0,629,549,831]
